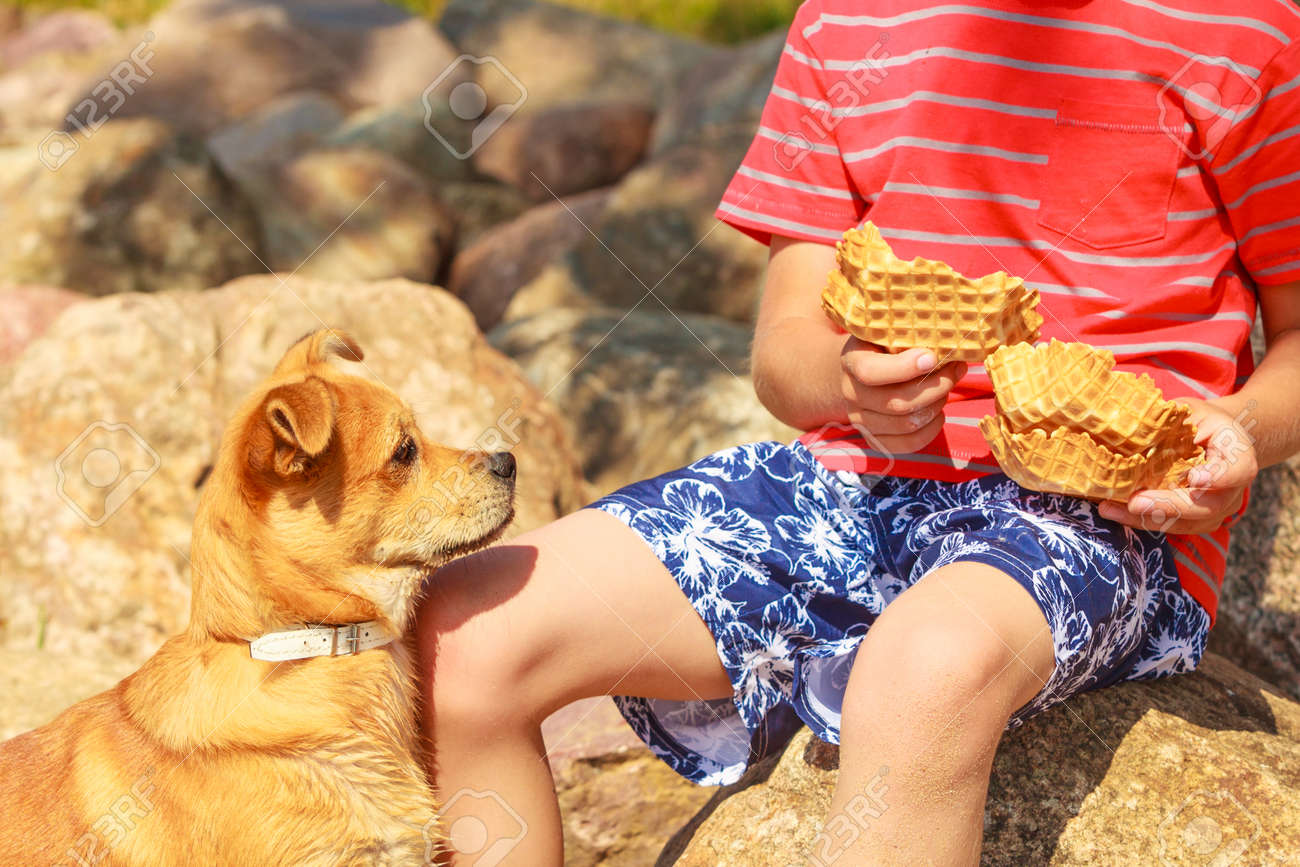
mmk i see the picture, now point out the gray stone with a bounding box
[0,118,262,295]
[491,307,796,495]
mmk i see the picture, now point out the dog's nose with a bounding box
[488,451,516,480]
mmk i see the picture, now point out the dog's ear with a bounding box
[260,377,335,476]
[273,329,365,377]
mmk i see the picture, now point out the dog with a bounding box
[0,329,516,866]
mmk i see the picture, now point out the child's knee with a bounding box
[844,599,1048,739]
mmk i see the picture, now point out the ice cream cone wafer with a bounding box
[980,340,1203,500]
[821,222,1043,362]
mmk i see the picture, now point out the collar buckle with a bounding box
[336,623,361,656]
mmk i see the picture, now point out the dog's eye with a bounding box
[391,435,418,467]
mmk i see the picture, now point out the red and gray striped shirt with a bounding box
[717,0,1300,622]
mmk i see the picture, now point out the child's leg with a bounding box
[414,508,733,866]
[827,561,1055,866]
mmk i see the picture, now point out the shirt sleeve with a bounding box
[715,1,867,246]
[1211,40,1300,287]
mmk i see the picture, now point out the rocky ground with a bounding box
[1,0,1297,864]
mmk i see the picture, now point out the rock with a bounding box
[0,9,117,70]
[325,14,465,109]
[0,285,84,364]
[651,30,783,154]
[111,5,347,136]
[0,649,135,740]
[0,39,130,144]
[0,6,21,38]
[438,0,724,113]
[206,91,345,186]
[663,654,1300,865]
[323,98,480,184]
[436,179,534,248]
[491,308,796,495]
[473,101,655,201]
[253,148,457,283]
[0,276,587,665]
[448,189,611,331]
[0,118,262,296]
[1211,454,1300,701]
[541,698,712,866]
[504,136,768,325]
[106,0,464,135]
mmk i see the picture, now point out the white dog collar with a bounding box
[248,621,394,662]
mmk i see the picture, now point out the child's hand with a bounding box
[1098,399,1259,534]
[839,337,968,454]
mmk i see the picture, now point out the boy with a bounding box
[418,1,1300,863]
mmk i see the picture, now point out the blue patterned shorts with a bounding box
[589,440,1210,786]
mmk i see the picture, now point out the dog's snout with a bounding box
[488,451,516,480]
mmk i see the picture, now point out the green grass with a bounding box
[11,0,799,42]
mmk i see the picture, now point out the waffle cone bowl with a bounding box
[979,340,1204,500]
[822,222,1043,362]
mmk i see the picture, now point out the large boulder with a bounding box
[242,147,458,283]
[111,5,347,136]
[472,101,655,201]
[664,653,1300,865]
[502,135,768,325]
[491,307,796,495]
[323,98,481,185]
[1212,454,1300,701]
[543,698,713,866]
[651,30,784,154]
[206,91,346,186]
[448,188,612,332]
[0,9,117,70]
[103,0,463,135]
[0,276,587,665]
[438,0,724,115]
[0,285,84,363]
[0,39,120,144]
[0,118,262,295]
[0,649,135,741]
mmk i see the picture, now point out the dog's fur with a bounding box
[0,330,514,866]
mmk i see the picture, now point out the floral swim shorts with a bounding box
[588,440,1210,786]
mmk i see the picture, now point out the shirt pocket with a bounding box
[1036,99,1181,250]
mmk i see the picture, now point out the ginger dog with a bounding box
[0,330,516,866]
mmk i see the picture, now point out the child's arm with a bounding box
[1101,279,1300,534]
[751,236,967,454]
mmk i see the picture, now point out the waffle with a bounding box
[980,340,1203,500]
[821,222,1043,362]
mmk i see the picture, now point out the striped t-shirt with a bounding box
[717,0,1300,622]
